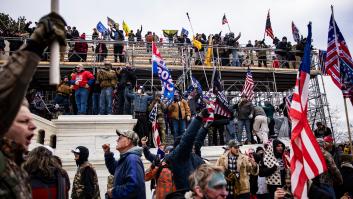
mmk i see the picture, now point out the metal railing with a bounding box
[0,36,322,71]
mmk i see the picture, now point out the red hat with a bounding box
[323,136,334,143]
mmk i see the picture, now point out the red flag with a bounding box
[265,10,274,39]
[290,23,327,199]
[150,104,161,147]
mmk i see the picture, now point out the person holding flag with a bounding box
[290,22,331,199]
[148,94,167,145]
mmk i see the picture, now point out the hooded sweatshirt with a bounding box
[104,146,146,199]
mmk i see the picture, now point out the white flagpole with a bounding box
[50,0,60,85]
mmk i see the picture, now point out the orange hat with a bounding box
[323,136,334,143]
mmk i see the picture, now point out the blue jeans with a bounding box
[99,87,113,115]
[92,92,100,115]
[172,119,186,140]
[75,88,89,114]
[237,119,251,142]
[54,94,69,114]
[232,49,240,66]
[123,85,132,114]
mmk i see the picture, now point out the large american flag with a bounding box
[325,13,353,105]
[212,69,232,117]
[290,23,327,199]
[241,68,254,101]
[265,10,274,39]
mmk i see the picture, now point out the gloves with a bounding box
[31,12,67,47]
[224,169,236,182]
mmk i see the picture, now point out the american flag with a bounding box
[212,69,232,117]
[290,23,327,199]
[319,50,327,75]
[241,68,254,101]
[265,10,274,39]
[285,94,293,121]
[292,21,300,43]
[325,13,353,105]
[149,104,161,147]
[222,14,228,25]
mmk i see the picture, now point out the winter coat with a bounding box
[236,100,253,120]
[168,100,191,120]
[70,70,95,91]
[95,43,108,57]
[30,169,69,199]
[97,69,117,88]
[126,93,153,113]
[252,106,266,117]
[164,118,206,190]
[104,147,146,199]
[263,140,289,186]
[336,162,353,197]
[216,151,258,195]
[0,138,32,199]
[71,161,100,199]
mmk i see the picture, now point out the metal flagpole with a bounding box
[331,5,352,154]
[50,0,60,85]
[186,12,209,89]
[151,41,154,91]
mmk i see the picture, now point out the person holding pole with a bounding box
[0,12,67,198]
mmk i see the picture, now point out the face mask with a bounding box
[137,89,142,94]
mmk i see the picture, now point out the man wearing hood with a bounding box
[102,129,146,199]
[263,139,289,199]
[71,146,100,199]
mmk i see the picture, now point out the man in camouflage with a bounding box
[97,61,117,115]
[0,12,67,199]
[71,146,101,199]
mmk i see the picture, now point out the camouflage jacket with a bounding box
[0,51,40,136]
[314,148,343,186]
[0,138,32,199]
[71,161,100,199]
[97,69,117,88]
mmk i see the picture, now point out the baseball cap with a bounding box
[228,140,241,148]
[208,172,227,189]
[323,136,334,143]
[116,129,139,146]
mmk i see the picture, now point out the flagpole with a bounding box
[224,13,232,32]
[151,41,154,91]
[186,12,209,89]
[49,0,60,85]
[331,5,353,154]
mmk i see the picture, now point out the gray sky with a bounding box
[1,0,353,132]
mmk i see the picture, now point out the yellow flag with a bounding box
[205,37,213,67]
[122,21,130,36]
[192,37,202,50]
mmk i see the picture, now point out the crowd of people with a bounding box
[0,15,308,69]
[1,11,353,199]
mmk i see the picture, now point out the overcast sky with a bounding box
[1,0,353,133]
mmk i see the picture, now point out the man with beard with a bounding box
[71,146,100,199]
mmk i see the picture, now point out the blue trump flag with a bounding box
[96,21,107,33]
